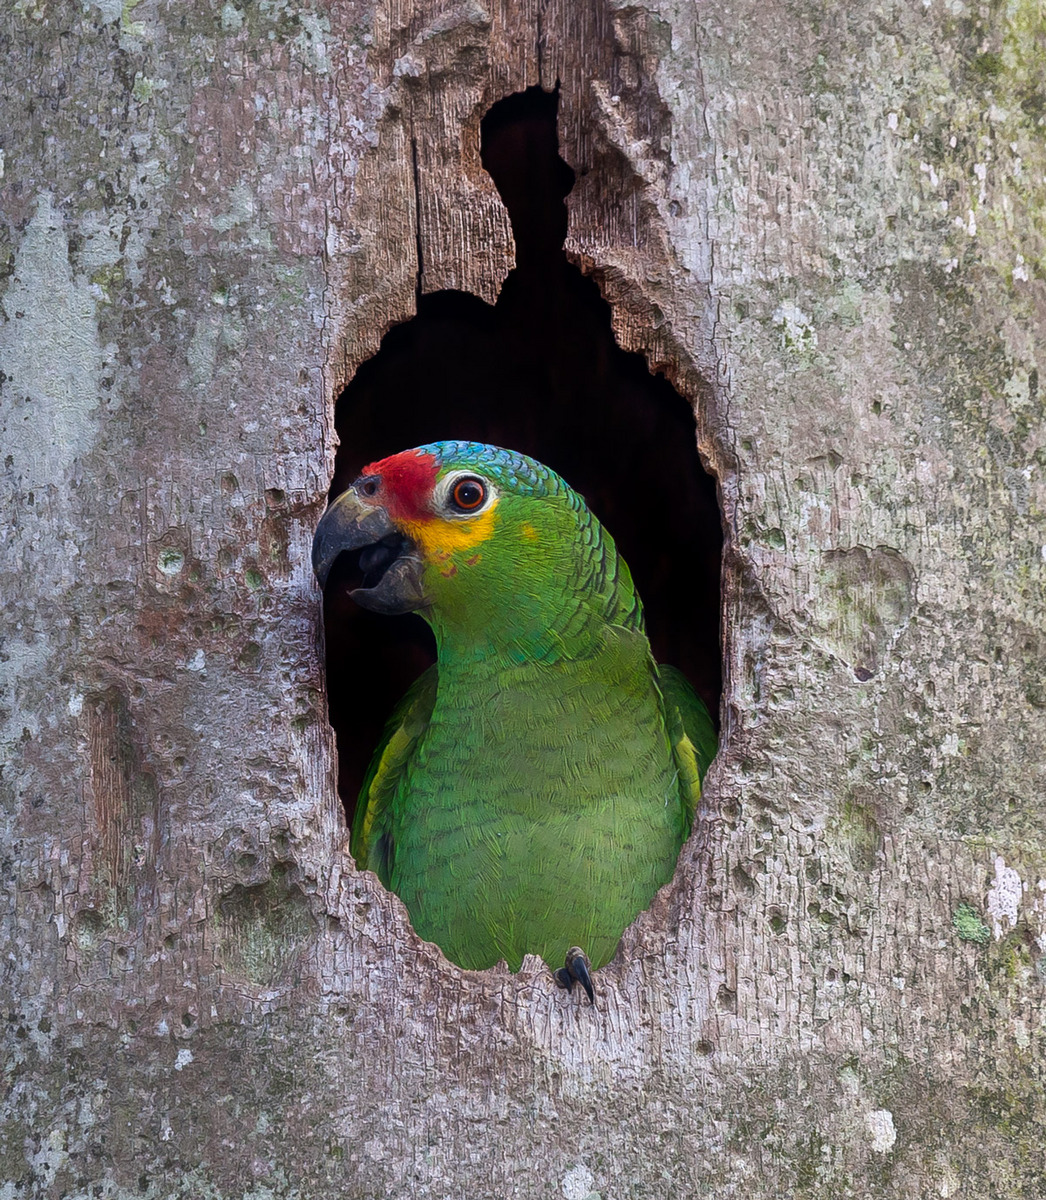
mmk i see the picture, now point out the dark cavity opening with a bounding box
[324,85,722,818]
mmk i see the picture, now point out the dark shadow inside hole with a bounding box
[325,85,722,819]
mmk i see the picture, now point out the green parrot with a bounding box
[312,441,716,1000]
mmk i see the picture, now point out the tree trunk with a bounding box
[2,1,1045,1196]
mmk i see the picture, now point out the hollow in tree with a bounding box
[316,88,723,991]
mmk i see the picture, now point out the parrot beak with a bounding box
[312,487,428,615]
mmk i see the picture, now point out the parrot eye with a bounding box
[357,475,381,498]
[449,476,487,513]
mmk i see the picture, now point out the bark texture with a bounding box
[2,0,1045,1196]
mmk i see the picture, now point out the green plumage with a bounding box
[347,442,716,973]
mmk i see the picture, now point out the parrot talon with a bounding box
[554,946,595,1005]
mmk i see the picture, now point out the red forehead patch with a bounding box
[362,449,439,522]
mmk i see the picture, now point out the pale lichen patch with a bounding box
[773,301,818,357]
[865,1109,897,1154]
[86,0,123,20]
[0,194,105,489]
[561,1163,599,1200]
[986,855,1023,939]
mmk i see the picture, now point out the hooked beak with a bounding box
[312,488,427,615]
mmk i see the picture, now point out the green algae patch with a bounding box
[953,901,991,944]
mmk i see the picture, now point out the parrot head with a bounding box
[312,441,641,657]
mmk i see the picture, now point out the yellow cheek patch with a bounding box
[402,498,500,562]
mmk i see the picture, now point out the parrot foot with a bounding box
[554,946,595,1005]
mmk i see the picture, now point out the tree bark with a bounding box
[2,1,1045,1197]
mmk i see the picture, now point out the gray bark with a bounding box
[2,0,1045,1197]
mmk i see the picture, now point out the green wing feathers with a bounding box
[657,664,717,836]
[351,665,437,879]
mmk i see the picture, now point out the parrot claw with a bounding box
[554,945,595,1005]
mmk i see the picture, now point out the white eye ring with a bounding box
[436,470,497,517]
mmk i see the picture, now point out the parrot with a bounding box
[312,440,716,1001]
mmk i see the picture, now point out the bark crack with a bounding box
[410,132,424,307]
